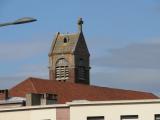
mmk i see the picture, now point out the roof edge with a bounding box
[48,32,60,56]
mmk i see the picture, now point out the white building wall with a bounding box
[69,101,160,120]
[0,100,160,120]
[0,107,56,120]
[30,109,56,120]
[0,110,30,120]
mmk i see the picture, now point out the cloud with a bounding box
[91,67,160,95]
[92,42,160,69]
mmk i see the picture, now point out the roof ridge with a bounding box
[48,32,60,56]
[28,78,37,93]
[27,77,49,81]
[72,32,81,53]
[60,33,79,36]
[9,77,31,90]
[88,85,155,94]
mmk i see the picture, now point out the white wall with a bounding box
[1,100,160,120]
[30,109,56,120]
[0,110,30,120]
[70,101,160,120]
[0,108,56,120]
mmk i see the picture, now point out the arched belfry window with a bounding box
[56,58,69,80]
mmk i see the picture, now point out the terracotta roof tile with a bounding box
[9,77,158,104]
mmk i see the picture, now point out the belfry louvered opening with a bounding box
[78,58,86,80]
[56,58,69,80]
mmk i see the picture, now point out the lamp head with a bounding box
[13,17,37,24]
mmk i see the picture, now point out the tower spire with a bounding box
[77,17,83,33]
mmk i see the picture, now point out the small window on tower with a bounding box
[64,37,68,43]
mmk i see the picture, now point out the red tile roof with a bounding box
[9,77,158,104]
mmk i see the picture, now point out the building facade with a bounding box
[0,99,160,120]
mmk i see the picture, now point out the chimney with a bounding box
[0,89,9,100]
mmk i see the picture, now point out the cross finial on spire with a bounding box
[77,17,83,32]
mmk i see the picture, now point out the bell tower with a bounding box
[48,18,90,85]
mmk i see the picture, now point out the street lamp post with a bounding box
[0,17,37,27]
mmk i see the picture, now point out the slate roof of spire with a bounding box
[8,77,158,104]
